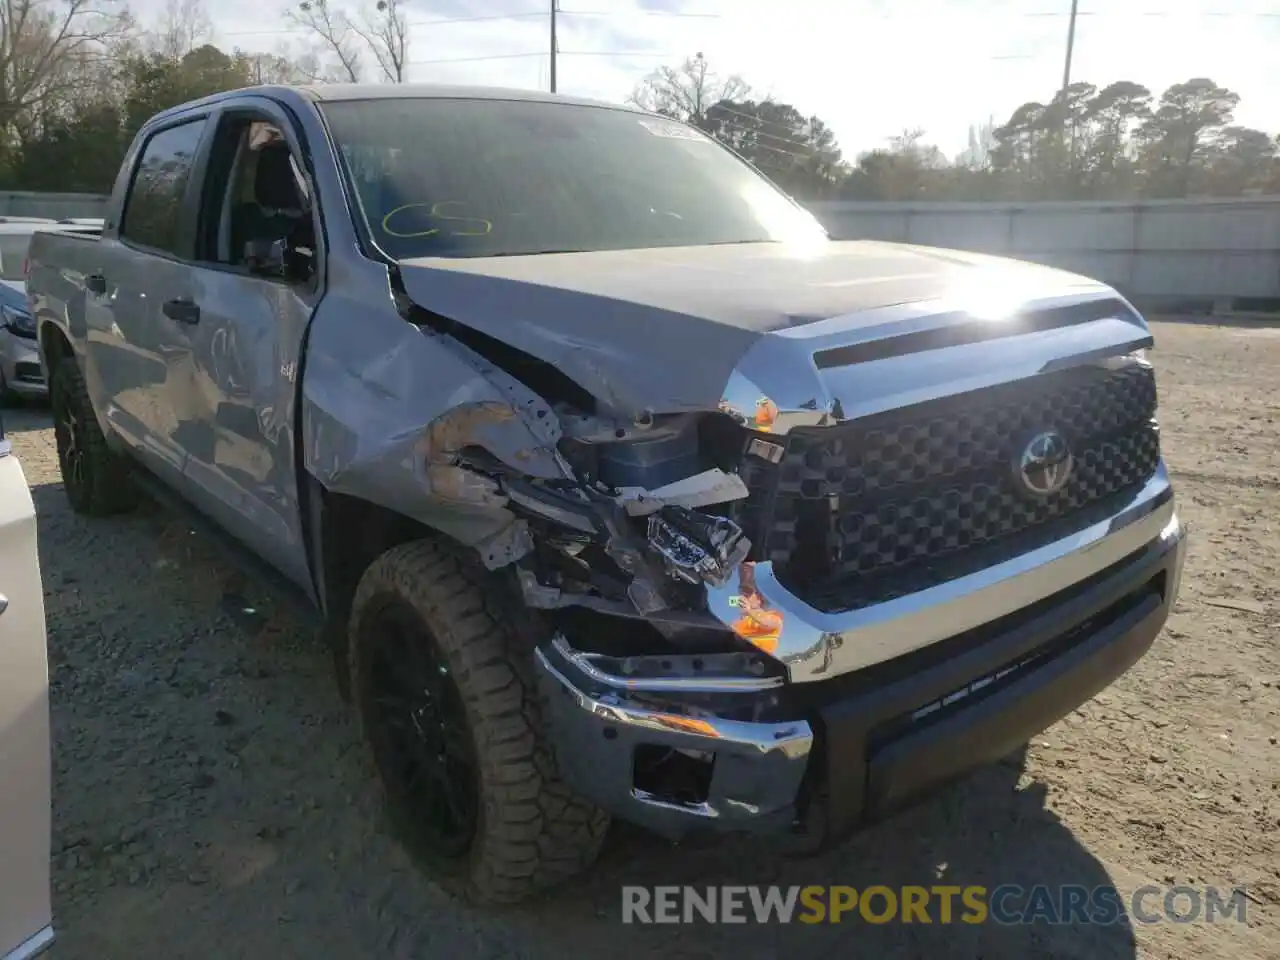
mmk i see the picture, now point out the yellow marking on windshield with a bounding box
[381,201,493,239]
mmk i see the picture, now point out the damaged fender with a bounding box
[301,307,566,557]
[299,273,756,611]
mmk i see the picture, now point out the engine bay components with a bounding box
[645,506,750,589]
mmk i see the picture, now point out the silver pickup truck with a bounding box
[27,84,1187,904]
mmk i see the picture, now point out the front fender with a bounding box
[300,272,564,551]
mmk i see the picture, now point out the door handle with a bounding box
[163,299,200,324]
[85,274,107,295]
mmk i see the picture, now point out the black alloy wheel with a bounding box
[358,596,480,859]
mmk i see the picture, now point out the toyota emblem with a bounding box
[1014,430,1074,498]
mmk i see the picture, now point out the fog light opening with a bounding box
[633,744,714,807]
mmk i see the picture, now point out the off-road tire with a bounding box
[51,358,139,516]
[348,538,610,904]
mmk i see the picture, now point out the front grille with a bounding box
[731,362,1160,613]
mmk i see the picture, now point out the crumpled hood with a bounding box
[397,240,1111,417]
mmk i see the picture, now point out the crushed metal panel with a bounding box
[396,262,764,417]
[474,519,535,570]
[616,468,749,517]
[300,301,561,549]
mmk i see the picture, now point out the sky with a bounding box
[157,0,1280,159]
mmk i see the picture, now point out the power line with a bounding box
[708,103,823,150]
[408,51,545,66]
[712,119,818,161]
[726,135,813,163]
[409,50,681,66]
[221,9,549,38]
[560,50,681,57]
[559,8,724,17]
[403,49,1032,69]
[216,7,1280,40]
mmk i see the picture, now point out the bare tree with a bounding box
[287,0,412,84]
[289,0,362,82]
[630,53,749,131]
[0,0,134,142]
[152,0,212,58]
[241,47,318,86]
[348,0,408,83]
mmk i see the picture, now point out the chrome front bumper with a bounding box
[705,463,1180,682]
[535,640,814,836]
[534,470,1186,839]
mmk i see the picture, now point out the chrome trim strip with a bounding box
[631,789,720,820]
[533,646,813,757]
[549,635,784,693]
[2,926,55,960]
[705,463,1180,683]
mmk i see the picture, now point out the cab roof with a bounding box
[147,82,648,127]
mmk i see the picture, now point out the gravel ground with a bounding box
[7,318,1278,960]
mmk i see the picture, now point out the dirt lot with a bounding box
[7,318,1277,960]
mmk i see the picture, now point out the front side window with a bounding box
[320,97,829,260]
[121,119,208,255]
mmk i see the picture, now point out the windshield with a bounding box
[320,97,829,260]
[0,234,32,281]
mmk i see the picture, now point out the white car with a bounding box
[0,219,101,401]
[0,418,53,959]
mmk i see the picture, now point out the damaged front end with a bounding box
[360,316,814,836]
[503,406,819,834]
[534,635,813,836]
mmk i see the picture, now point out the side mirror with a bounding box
[244,239,287,279]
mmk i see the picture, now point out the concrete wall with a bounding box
[808,196,1280,303]
[5,189,1278,302]
[0,191,110,220]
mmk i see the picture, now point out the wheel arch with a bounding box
[38,320,73,375]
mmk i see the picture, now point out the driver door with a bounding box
[176,101,322,592]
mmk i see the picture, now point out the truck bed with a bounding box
[26,229,102,338]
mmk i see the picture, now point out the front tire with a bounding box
[50,357,138,516]
[348,538,609,904]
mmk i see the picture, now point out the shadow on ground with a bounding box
[1,403,51,435]
[510,750,1136,960]
[31,469,1137,960]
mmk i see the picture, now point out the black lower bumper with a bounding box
[811,525,1186,842]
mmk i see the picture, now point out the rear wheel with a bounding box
[51,357,138,516]
[349,538,609,903]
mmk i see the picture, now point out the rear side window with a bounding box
[120,119,208,255]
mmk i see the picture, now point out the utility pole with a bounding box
[1060,0,1080,165]
[1061,0,1079,94]
[550,0,558,93]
